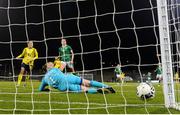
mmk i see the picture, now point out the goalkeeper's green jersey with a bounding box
[58,45,72,62]
[114,65,122,74]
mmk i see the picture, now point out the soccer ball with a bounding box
[137,82,155,99]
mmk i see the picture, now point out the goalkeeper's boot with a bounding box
[105,87,116,93]
[97,88,111,94]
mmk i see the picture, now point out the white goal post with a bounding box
[157,0,176,108]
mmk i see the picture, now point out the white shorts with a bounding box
[156,74,162,79]
[62,61,74,69]
[116,74,125,78]
[116,74,120,78]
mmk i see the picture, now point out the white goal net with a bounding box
[0,0,180,114]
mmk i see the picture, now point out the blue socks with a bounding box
[90,80,108,88]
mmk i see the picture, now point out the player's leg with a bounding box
[24,71,30,87]
[25,72,30,82]
[82,79,109,88]
[66,84,97,94]
[159,75,162,83]
[81,85,100,94]
[156,75,159,82]
[27,65,32,80]
[97,87,116,94]
[120,73,125,84]
[87,80,116,93]
[66,74,99,93]
[120,74,125,84]
[156,74,161,86]
[67,62,75,73]
[17,64,26,86]
[158,74,161,83]
[66,73,108,88]
[59,61,66,71]
[116,74,120,82]
[120,77,124,84]
[66,73,115,93]
[23,71,28,87]
[116,77,120,82]
[68,84,111,94]
[24,65,31,87]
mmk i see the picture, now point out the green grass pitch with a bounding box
[0,81,180,114]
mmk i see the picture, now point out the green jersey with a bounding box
[155,66,162,75]
[59,45,72,62]
[114,66,122,74]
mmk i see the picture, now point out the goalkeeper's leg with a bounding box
[64,83,103,94]
[82,80,116,93]
[81,86,115,94]
[81,79,109,89]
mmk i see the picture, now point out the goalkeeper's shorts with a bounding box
[57,73,83,92]
[57,82,82,92]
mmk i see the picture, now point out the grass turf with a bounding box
[0,81,180,114]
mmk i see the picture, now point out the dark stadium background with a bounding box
[0,0,160,81]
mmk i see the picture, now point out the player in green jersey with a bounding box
[58,38,75,73]
[155,64,162,84]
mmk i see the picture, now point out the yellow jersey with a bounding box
[120,72,125,78]
[175,72,179,80]
[17,47,38,66]
[54,59,62,68]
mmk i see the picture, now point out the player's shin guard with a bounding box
[86,88,97,94]
[17,74,23,86]
[26,75,30,81]
[90,80,108,88]
[23,74,30,87]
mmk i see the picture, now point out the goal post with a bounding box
[156,0,176,108]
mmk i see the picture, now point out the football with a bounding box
[137,82,155,99]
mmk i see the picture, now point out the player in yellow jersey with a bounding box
[16,41,38,87]
[174,72,179,83]
[54,57,66,71]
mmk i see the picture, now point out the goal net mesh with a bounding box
[0,0,179,114]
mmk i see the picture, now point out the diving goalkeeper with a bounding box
[39,62,115,94]
[16,41,38,86]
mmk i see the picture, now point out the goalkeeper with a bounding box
[39,62,115,94]
[16,41,38,86]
